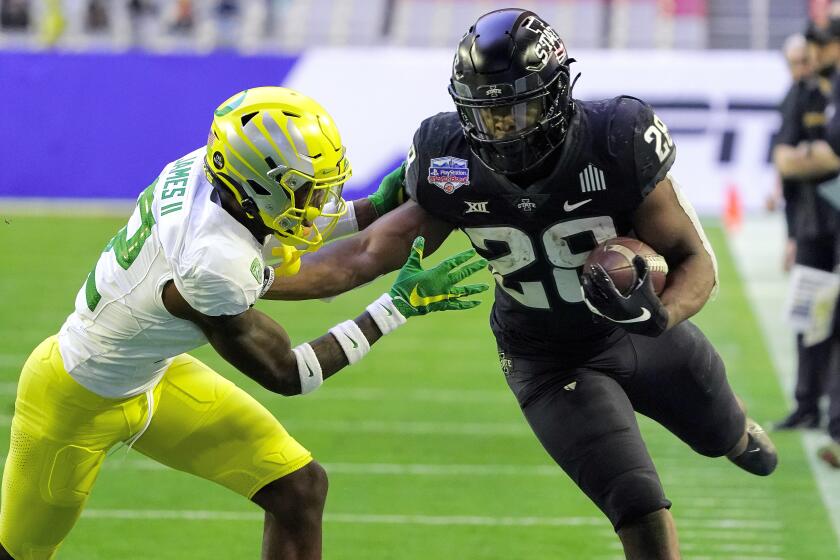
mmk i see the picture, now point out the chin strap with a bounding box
[241,197,260,219]
[208,166,265,226]
[273,245,302,276]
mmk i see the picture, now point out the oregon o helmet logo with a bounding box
[213,151,225,170]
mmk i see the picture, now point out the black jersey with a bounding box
[406,96,676,355]
[775,82,806,239]
[777,73,837,240]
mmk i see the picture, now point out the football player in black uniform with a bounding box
[266,9,778,558]
[773,20,840,433]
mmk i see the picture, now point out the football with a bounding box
[584,237,668,296]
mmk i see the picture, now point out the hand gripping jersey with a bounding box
[59,147,270,398]
[406,97,676,355]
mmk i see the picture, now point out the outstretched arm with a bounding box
[163,280,378,394]
[263,200,454,300]
[163,233,485,396]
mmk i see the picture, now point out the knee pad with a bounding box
[689,398,746,458]
[1,442,105,560]
[602,468,671,531]
[44,445,105,507]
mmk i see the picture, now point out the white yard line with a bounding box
[323,462,558,476]
[1,198,133,216]
[0,377,512,404]
[96,459,772,503]
[111,458,562,476]
[312,387,511,404]
[289,419,533,436]
[80,508,605,526]
[0,381,514,402]
[89,459,775,510]
[79,508,781,530]
[0,416,532,435]
[726,214,840,551]
[598,557,784,560]
[674,529,783,542]
[598,556,783,560]
[607,540,782,553]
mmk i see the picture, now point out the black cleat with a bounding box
[772,409,820,431]
[818,442,840,469]
[729,419,778,476]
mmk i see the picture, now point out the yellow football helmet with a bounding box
[205,86,351,251]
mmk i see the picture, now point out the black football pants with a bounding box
[500,321,745,530]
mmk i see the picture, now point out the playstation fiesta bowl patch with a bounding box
[428,156,470,194]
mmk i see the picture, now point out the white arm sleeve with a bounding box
[316,199,359,240]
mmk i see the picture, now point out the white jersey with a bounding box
[59,147,269,398]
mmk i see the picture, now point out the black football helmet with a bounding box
[449,9,574,175]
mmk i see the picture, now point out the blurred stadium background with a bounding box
[3,0,840,559]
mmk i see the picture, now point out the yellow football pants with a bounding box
[0,336,312,560]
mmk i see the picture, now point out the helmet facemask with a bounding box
[451,68,572,175]
[266,159,349,250]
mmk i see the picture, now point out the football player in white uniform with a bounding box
[0,87,488,560]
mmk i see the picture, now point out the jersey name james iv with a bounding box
[405,96,676,354]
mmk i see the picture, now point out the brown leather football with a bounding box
[584,237,668,296]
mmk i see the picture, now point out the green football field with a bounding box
[0,214,838,559]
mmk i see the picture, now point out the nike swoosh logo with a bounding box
[747,448,761,454]
[345,334,359,349]
[409,284,449,308]
[611,307,652,323]
[306,364,315,378]
[378,303,393,317]
[563,198,592,212]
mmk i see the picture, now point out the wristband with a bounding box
[258,265,275,298]
[328,319,371,364]
[293,343,323,394]
[366,293,408,335]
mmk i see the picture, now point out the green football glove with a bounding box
[368,162,407,217]
[389,236,489,318]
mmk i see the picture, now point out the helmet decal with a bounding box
[522,15,567,70]
[214,90,248,117]
[482,84,509,98]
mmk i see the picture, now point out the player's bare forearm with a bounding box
[206,308,383,393]
[264,234,378,300]
[657,251,715,329]
[352,198,378,231]
[309,311,382,379]
[162,280,382,394]
[633,175,716,331]
[201,308,299,393]
[264,201,453,301]
[773,142,840,179]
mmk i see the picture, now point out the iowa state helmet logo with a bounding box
[428,156,470,194]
